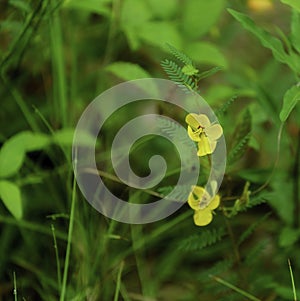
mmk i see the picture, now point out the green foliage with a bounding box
[228,8,300,74]
[161,59,197,92]
[178,227,226,252]
[281,0,300,12]
[279,84,300,122]
[182,0,225,39]
[238,212,271,246]
[105,62,152,81]
[227,109,252,165]
[0,180,22,219]
[185,42,228,68]
[216,96,237,117]
[291,10,300,53]
[1,1,300,300]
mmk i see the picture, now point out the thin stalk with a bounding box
[49,0,68,127]
[210,275,261,301]
[51,224,62,291]
[288,259,298,301]
[113,261,124,301]
[13,271,17,301]
[1,75,39,131]
[59,176,76,301]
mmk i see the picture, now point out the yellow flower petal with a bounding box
[185,113,201,130]
[188,186,205,210]
[197,135,213,156]
[205,124,223,140]
[193,209,213,226]
[197,114,211,128]
[187,126,201,142]
[207,195,220,210]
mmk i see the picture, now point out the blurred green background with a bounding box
[0,0,300,300]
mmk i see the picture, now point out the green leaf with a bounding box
[281,0,300,12]
[182,0,225,39]
[185,42,228,68]
[279,227,300,247]
[227,109,252,165]
[53,129,95,147]
[18,132,50,152]
[0,132,50,178]
[178,228,226,252]
[105,62,151,81]
[291,10,300,53]
[63,0,111,16]
[0,180,22,219]
[182,64,198,76]
[120,0,152,50]
[228,9,294,70]
[0,135,26,178]
[279,84,300,122]
[138,21,182,49]
[146,0,178,19]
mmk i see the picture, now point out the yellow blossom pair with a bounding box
[188,182,220,226]
[185,113,223,226]
[185,113,223,157]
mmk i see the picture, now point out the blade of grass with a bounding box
[0,215,67,241]
[288,259,298,301]
[51,224,62,291]
[113,261,124,301]
[13,271,17,301]
[210,274,261,301]
[1,75,39,131]
[59,175,76,301]
[49,0,68,127]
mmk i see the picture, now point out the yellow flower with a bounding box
[188,184,220,226]
[247,0,273,12]
[185,113,223,157]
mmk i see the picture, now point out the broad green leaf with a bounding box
[63,0,111,16]
[121,0,152,28]
[185,42,228,68]
[0,135,26,178]
[228,9,295,71]
[138,21,182,49]
[279,84,300,122]
[0,180,22,219]
[53,129,95,147]
[105,62,158,97]
[182,0,225,39]
[17,131,50,152]
[105,62,151,81]
[291,10,300,53]
[0,132,50,178]
[146,0,177,19]
[279,227,300,247]
[120,0,152,50]
[281,0,300,12]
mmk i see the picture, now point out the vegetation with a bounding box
[0,0,299,300]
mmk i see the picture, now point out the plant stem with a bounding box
[293,130,300,228]
[210,275,261,301]
[13,271,17,301]
[51,224,62,291]
[59,176,76,301]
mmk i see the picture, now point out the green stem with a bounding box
[59,176,76,301]
[49,0,68,127]
[288,259,298,301]
[13,271,17,301]
[51,224,62,291]
[210,275,261,301]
